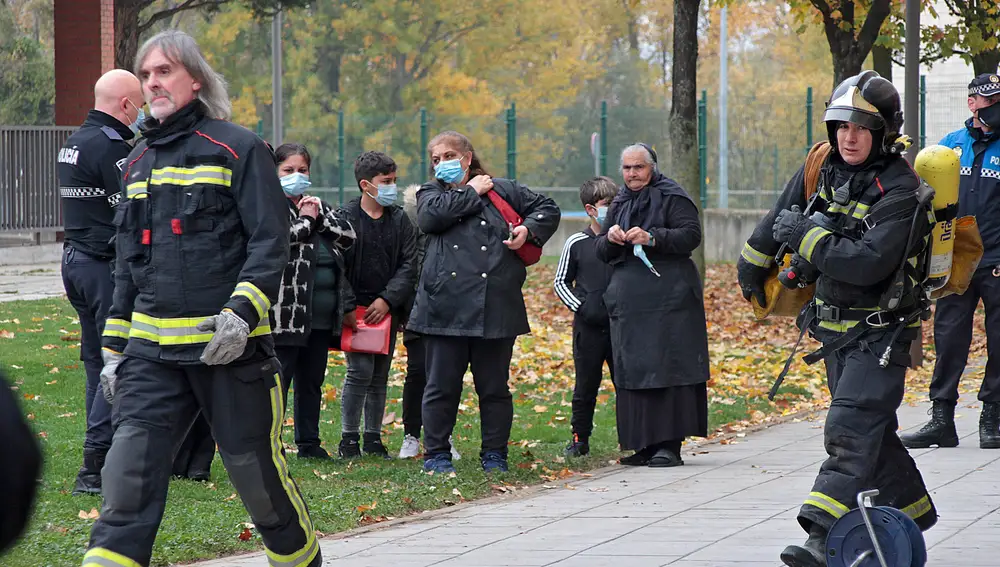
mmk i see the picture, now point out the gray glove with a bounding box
[197,310,251,366]
[99,349,123,404]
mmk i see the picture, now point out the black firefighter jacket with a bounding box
[741,153,927,336]
[407,178,561,339]
[101,101,290,364]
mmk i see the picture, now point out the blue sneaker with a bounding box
[481,450,508,472]
[423,453,456,474]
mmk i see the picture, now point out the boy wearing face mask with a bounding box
[553,176,618,457]
[336,151,419,459]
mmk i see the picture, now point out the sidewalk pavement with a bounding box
[0,262,64,302]
[191,400,1000,567]
[6,264,996,565]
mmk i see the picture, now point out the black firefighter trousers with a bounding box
[83,355,320,567]
[798,329,938,535]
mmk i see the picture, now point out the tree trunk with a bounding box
[115,0,142,70]
[622,0,640,57]
[972,49,1000,77]
[821,0,892,90]
[872,44,893,82]
[670,0,703,278]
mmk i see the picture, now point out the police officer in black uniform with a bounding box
[82,30,320,567]
[58,68,145,496]
[738,71,938,566]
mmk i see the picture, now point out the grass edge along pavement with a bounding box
[0,261,853,567]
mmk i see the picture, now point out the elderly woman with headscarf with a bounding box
[595,143,710,468]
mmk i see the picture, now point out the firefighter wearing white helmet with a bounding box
[737,70,938,566]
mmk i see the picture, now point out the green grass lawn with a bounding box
[0,276,802,566]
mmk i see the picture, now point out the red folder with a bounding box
[340,307,392,355]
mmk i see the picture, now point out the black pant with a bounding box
[798,330,937,534]
[275,329,334,449]
[402,333,427,437]
[60,246,114,454]
[171,412,215,477]
[571,320,615,439]
[86,356,320,567]
[930,266,1000,403]
[422,335,516,458]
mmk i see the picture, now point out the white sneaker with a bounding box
[398,434,420,459]
[449,435,461,461]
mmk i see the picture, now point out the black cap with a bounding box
[968,73,1000,97]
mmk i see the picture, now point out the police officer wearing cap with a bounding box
[903,72,1000,451]
[58,68,145,496]
[738,71,938,566]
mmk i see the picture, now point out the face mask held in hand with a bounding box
[634,243,660,277]
[435,158,465,184]
[280,172,311,197]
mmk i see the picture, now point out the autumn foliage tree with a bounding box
[787,0,895,88]
[113,0,309,70]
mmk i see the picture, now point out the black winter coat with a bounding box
[596,174,710,389]
[272,198,356,347]
[407,178,561,339]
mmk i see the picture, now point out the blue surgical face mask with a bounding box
[280,172,311,197]
[596,206,608,225]
[128,103,146,135]
[434,158,465,184]
[367,182,398,207]
[634,244,661,277]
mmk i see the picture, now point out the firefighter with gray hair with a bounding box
[82,30,320,567]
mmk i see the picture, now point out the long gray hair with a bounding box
[134,30,232,121]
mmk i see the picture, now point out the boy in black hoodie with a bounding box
[553,176,617,457]
[337,151,418,458]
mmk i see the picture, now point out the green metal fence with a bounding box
[267,77,971,211]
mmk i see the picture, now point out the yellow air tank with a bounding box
[914,145,961,292]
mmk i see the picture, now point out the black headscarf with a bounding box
[609,172,694,231]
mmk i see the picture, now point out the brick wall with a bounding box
[54,0,115,126]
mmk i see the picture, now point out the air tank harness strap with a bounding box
[768,303,920,400]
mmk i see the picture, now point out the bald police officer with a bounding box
[58,69,145,496]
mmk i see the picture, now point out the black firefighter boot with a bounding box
[979,402,1000,449]
[780,524,828,567]
[72,448,105,496]
[900,400,959,449]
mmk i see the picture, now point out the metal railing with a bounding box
[1,126,75,231]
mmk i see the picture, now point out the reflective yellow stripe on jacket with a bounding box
[741,242,773,269]
[150,165,232,188]
[102,318,132,339]
[231,281,271,322]
[129,312,270,345]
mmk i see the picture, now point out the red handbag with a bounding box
[486,189,542,266]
